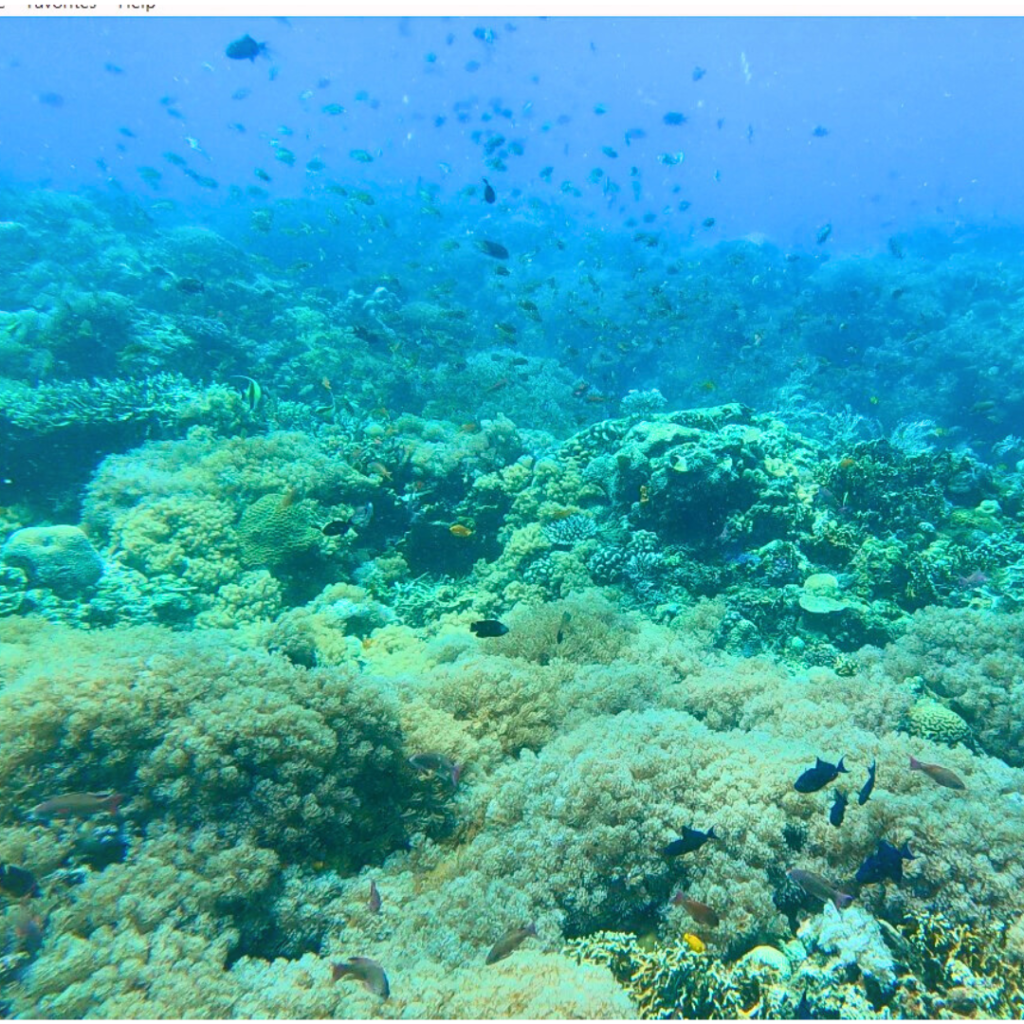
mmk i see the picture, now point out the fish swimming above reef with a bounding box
[556,611,571,644]
[408,752,462,790]
[794,756,847,793]
[332,957,389,999]
[787,867,853,911]
[226,34,267,61]
[858,760,877,805]
[176,276,205,294]
[476,239,510,260]
[909,755,966,790]
[470,619,508,638]
[828,790,847,827]
[671,893,720,927]
[483,178,496,203]
[29,791,123,821]
[486,922,537,964]
[663,825,717,856]
[0,863,40,898]
[855,839,914,886]
[321,503,373,537]
[367,880,381,913]
[816,222,833,245]
[230,375,264,413]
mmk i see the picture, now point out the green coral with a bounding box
[237,493,321,568]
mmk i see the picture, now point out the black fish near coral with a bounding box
[0,863,40,899]
[321,504,373,536]
[858,760,876,805]
[470,619,508,637]
[226,34,267,61]
[794,756,847,793]
[663,825,717,856]
[483,178,496,203]
[855,839,914,886]
[828,790,847,827]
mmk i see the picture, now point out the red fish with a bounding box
[671,893,720,927]
[909,756,966,791]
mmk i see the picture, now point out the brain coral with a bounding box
[236,492,321,568]
[907,698,972,746]
[1,525,103,597]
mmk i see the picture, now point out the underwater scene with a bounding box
[2,13,1024,1020]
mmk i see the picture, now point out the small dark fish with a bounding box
[104,62,125,74]
[828,790,847,827]
[476,239,509,260]
[118,127,136,138]
[470,619,509,638]
[486,922,537,964]
[367,880,381,913]
[29,792,123,821]
[0,863,40,899]
[787,867,853,911]
[254,168,271,182]
[226,34,267,62]
[176,276,205,295]
[909,755,965,790]
[855,839,914,886]
[692,66,706,81]
[793,990,816,1019]
[794,756,847,793]
[232,87,252,101]
[555,611,571,645]
[888,237,904,259]
[702,217,716,229]
[812,125,829,137]
[38,92,65,108]
[332,957,389,999]
[663,825,717,857]
[483,178,496,204]
[857,760,876,805]
[601,146,618,159]
[321,503,373,536]
[539,166,554,182]
[816,222,833,245]
[624,128,646,146]
[12,906,45,953]
[671,893,720,927]
[409,752,462,789]
[662,111,686,126]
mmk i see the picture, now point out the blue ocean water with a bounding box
[1,15,1024,1021]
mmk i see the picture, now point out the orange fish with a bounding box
[449,524,473,537]
[909,756,966,791]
